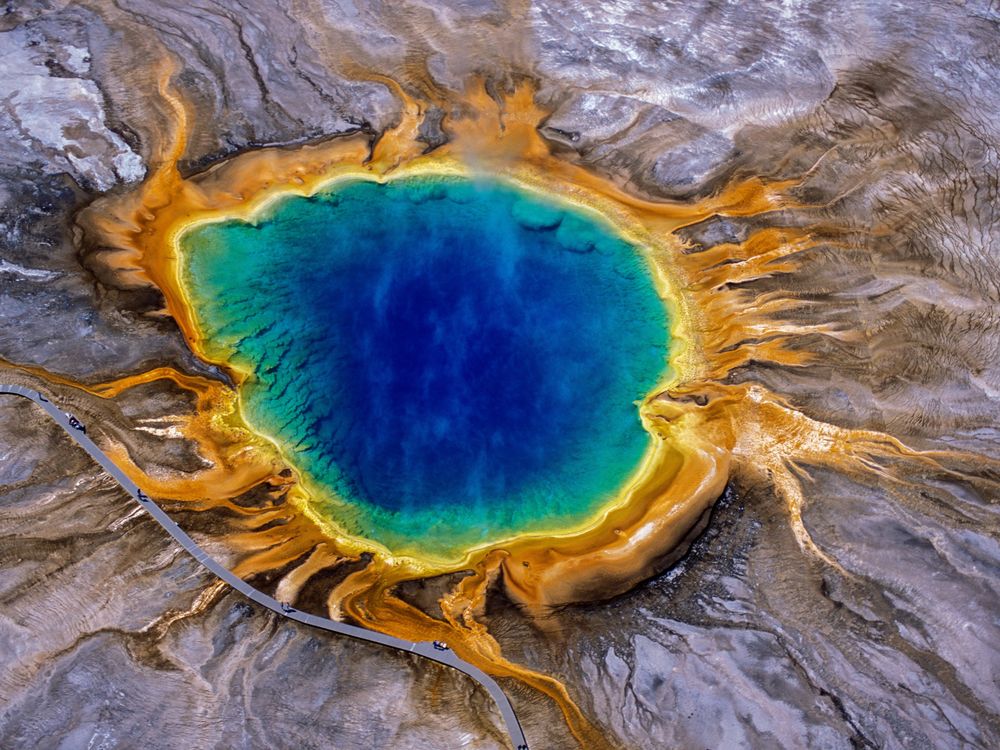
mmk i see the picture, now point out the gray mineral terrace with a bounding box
[0,383,529,750]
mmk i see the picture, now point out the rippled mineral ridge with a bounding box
[180,177,667,558]
[2,2,999,750]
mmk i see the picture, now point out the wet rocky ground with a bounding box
[2,2,999,748]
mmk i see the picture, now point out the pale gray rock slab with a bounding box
[541,93,738,197]
[529,0,838,133]
[0,24,144,190]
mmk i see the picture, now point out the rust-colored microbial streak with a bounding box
[12,54,991,749]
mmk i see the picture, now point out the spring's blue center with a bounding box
[181,177,669,557]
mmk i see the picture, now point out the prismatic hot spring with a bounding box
[179,176,670,561]
[15,71,979,750]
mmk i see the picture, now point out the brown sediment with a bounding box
[18,52,988,748]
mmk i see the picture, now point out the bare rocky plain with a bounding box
[2,2,999,749]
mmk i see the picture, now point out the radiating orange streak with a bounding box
[367,75,432,171]
[224,507,292,532]
[179,496,286,516]
[232,535,319,579]
[440,549,506,627]
[275,543,345,604]
[0,359,216,400]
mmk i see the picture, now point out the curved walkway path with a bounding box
[0,383,529,750]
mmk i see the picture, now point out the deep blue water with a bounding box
[182,177,669,555]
